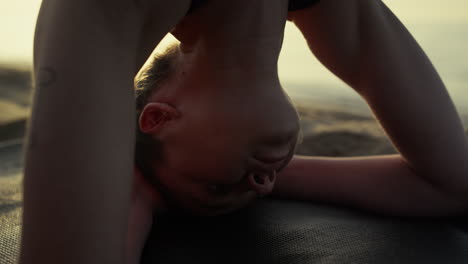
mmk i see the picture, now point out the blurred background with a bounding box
[0,0,467,154]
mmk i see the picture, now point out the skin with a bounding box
[128,2,300,261]
[275,0,468,217]
[22,0,191,263]
[22,0,468,264]
[130,0,468,260]
[136,0,300,216]
[133,0,468,230]
[131,0,468,262]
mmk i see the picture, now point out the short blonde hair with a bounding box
[134,43,180,177]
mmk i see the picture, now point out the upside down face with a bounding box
[138,31,300,215]
[157,89,300,216]
[139,71,300,216]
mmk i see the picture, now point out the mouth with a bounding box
[252,137,298,173]
[253,144,290,163]
[251,148,294,174]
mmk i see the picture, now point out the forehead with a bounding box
[182,92,301,158]
[191,114,299,164]
[179,118,299,173]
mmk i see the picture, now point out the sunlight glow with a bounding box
[0,0,466,66]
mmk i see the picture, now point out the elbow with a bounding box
[451,187,468,207]
[450,167,468,203]
[433,185,468,217]
[438,178,468,212]
[429,157,468,208]
[449,144,468,203]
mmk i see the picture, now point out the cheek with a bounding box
[163,134,249,185]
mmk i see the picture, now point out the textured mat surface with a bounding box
[142,199,468,264]
[1,142,468,264]
[0,201,21,264]
[0,141,23,264]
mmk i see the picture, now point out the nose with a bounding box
[247,170,276,197]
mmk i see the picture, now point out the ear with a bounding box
[139,102,181,134]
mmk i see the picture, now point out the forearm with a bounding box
[275,155,467,217]
[291,0,468,199]
[22,1,184,263]
[23,2,141,264]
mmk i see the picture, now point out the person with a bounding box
[128,1,302,262]
[21,1,193,263]
[132,0,301,218]
[130,0,468,261]
[22,1,303,263]
[21,1,468,264]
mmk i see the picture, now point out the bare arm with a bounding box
[275,0,468,215]
[275,155,467,217]
[20,1,189,264]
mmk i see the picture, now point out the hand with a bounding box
[126,167,166,264]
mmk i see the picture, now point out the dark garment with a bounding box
[188,0,205,13]
[288,0,320,11]
[188,0,320,13]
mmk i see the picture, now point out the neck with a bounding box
[173,0,288,73]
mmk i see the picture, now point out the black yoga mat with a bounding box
[142,198,468,264]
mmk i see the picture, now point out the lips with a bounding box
[253,147,290,164]
[253,136,298,173]
[251,147,294,174]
